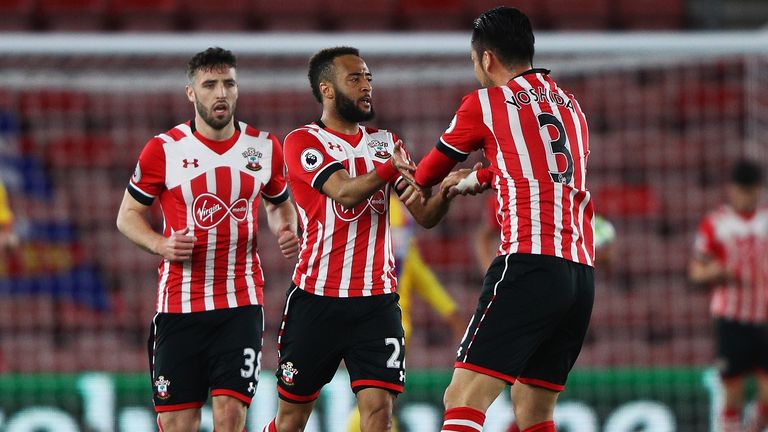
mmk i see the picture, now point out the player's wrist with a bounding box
[375,159,399,182]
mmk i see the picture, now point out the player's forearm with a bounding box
[326,161,398,209]
[688,259,727,285]
[414,148,458,187]
[116,208,163,256]
[265,199,298,238]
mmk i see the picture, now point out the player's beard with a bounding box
[195,99,236,130]
[335,90,375,124]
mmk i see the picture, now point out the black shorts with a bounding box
[456,253,594,392]
[714,318,768,378]
[275,285,406,403]
[148,305,263,412]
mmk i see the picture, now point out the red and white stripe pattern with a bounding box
[285,123,399,297]
[128,121,288,313]
[441,407,485,432]
[439,70,594,266]
[695,205,768,323]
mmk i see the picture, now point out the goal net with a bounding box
[0,31,767,432]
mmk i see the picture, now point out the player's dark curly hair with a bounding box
[472,7,535,69]
[308,46,360,103]
[730,159,763,186]
[186,47,237,82]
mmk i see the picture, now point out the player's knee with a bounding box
[159,413,201,432]
[213,406,246,432]
[359,404,393,432]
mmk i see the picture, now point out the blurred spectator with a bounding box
[0,178,18,253]
[689,158,768,432]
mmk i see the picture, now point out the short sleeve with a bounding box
[261,134,289,204]
[438,92,485,161]
[127,137,166,206]
[284,129,344,193]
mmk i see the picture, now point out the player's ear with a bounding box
[185,84,195,103]
[482,50,494,74]
[319,81,334,101]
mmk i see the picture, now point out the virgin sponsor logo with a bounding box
[333,189,387,222]
[192,193,249,230]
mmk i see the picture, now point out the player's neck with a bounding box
[494,63,534,87]
[194,116,237,141]
[320,112,359,135]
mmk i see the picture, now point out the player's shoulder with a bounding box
[704,205,734,224]
[154,121,192,143]
[238,121,273,139]
[285,123,319,140]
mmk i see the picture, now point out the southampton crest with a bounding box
[154,376,171,400]
[368,140,391,159]
[242,147,263,171]
[280,362,299,386]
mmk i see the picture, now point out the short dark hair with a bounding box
[308,46,360,103]
[187,47,237,82]
[472,7,535,69]
[730,159,763,186]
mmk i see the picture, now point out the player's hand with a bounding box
[392,140,417,184]
[156,226,196,262]
[277,225,300,259]
[440,162,488,199]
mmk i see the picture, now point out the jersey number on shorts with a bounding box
[241,347,261,379]
[537,112,574,185]
[385,338,402,369]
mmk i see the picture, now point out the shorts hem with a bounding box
[154,401,205,413]
[516,376,565,392]
[455,361,515,384]
[211,389,252,405]
[350,379,404,394]
[277,385,321,403]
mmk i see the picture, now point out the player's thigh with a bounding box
[518,261,594,391]
[148,313,208,411]
[456,254,577,382]
[211,394,247,430]
[276,285,345,402]
[345,293,406,395]
[207,305,264,405]
[715,318,761,378]
[158,408,202,432]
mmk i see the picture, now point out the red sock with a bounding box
[522,421,556,432]
[262,418,277,432]
[441,407,486,431]
[722,407,741,432]
[506,423,520,432]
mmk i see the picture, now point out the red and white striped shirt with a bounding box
[284,121,402,297]
[694,205,768,323]
[416,69,594,266]
[127,120,289,313]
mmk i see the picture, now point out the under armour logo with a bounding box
[328,142,343,151]
[182,158,199,168]
[247,382,256,394]
[399,371,406,382]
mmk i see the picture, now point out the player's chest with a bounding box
[163,139,273,191]
[322,135,393,175]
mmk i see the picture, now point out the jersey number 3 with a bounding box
[538,112,574,185]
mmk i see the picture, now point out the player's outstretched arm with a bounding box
[264,198,299,259]
[116,190,196,262]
